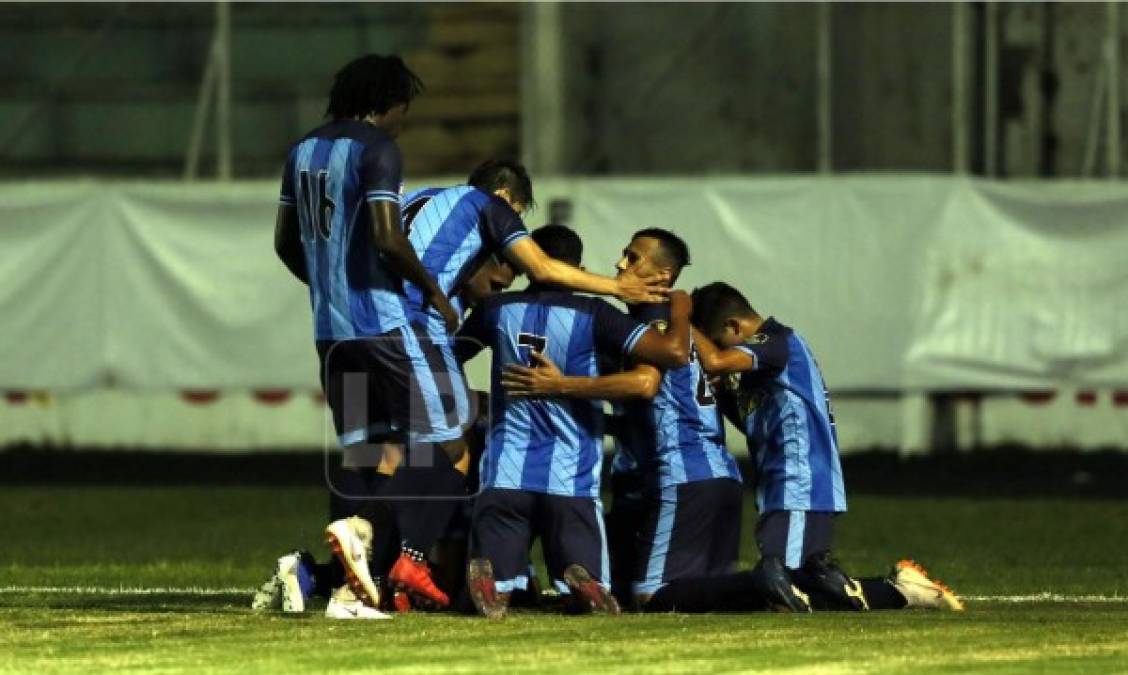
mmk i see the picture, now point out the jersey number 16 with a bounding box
[298,169,335,241]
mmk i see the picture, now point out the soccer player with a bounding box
[500,229,744,611]
[689,282,964,612]
[454,225,694,619]
[272,53,473,616]
[251,257,519,619]
[346,159,672,610]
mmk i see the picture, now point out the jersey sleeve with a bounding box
[592,300,650,359]
[733,332,789,377]
[278,150,297,207]
[359,140,403,204]
[479,196,529,251]
[454,302,492,364]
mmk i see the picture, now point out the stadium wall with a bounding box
[1,176,1126,452]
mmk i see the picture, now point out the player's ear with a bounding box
[724,317,742,337]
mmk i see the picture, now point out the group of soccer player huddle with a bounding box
[251,54,964,620]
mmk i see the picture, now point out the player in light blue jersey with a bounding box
[381,160,671,610]
[500,229,744,611]
[692,282,964,613]
[273,54,470,615]
[453,226,694,619]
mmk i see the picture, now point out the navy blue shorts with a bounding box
[470,488,609,593]
[756,510,836,570]
[317,325,472,448]
[633,478,743,596]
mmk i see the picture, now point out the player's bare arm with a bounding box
[368,200,459,332]
[504,237,669,304]
[274,205,308,284]
[692,327,756,375]
[502,350,661,400]
[627,290,692,368]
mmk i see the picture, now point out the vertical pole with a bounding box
[816,2,832,173]
[183,44,217,181]
[952,1,970,173]
[1107,1,1120,178]
[520,2,565,175]
[984,2,999,177]
[215,1,233,181]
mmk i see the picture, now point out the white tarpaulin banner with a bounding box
[1,176,1126,392]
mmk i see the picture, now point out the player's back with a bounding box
[615,303,740,491]
[401,185,528,334]
[280,119,408,340]
[722,318,845,512]
[460,287,648,498]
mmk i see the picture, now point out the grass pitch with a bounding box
[2,486,1127,673]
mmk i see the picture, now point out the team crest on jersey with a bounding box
[649,319,668,334]
[745,333,769,345]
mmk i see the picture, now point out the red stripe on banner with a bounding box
[1075,391,1098,406]
[181,390,220,405]
[4,391,28,405]
[1021,391,1056,405]
[1113,391,1128,407]
[253,389,292,405]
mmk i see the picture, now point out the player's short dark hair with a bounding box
[467,159,535,212]
[690,282,759,338]
[531,225,582,267]
[631,227,690,280]
[325,54,424,120]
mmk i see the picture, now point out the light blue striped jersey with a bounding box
[720,317,847,513]
[611,303,741,492]
[401,186,528,335]
[456,288,650,498]
[279,119,409,340]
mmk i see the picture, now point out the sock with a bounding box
[643,572,767,613]
[295,553,318,598]
[305,554,342,599]
[379,445,466,556]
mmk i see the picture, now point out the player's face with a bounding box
[460,258,516,307]
[615,237,665,281]
[716,315,760,349]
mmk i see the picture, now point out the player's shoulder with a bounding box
[403,186,444,206]
[291,119,395,150]
[561,294,626,320]
[628,301,669,327]
[413,185,491,210]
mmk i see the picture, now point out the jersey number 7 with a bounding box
[517,332,548,367]
[298,169,335,241]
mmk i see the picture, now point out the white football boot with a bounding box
[250,551,306,613]
[890,559,965,611]
[324,516,382,608]
[325,585,392,620]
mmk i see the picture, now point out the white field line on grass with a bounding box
[0,586,251,596]
[1,586,1127,603]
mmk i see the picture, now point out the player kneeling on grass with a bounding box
[690,282,964,613]
[501,229,746,612]
[252,258,517,619]
[454,225,693,619]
